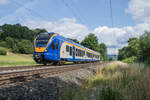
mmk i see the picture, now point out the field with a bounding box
[0,51,36,67]
[60,62,150,100]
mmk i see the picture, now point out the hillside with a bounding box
[0,47,36,67]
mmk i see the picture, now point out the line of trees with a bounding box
[0,24,107,61]
[118,31,150,65]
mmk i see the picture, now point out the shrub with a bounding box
[0,49,7,55]
[17,40,33,54]
[6,37,15,48]
[144,57,150,66]
[122,56,137,63]
[0,41,7,48]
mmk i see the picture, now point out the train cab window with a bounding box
[70,47,72,56]
[66,45,69,52]
[49,41,55,50]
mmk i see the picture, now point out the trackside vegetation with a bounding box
[0,48,7,55]
[60,62,150,100]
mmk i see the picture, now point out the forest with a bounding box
[0,24,107,61]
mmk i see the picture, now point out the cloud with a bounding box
[126,0,150,22]
[0,0,38,25]
[24,18,91,41]
[0,0,8,5]
[93,22,150,55]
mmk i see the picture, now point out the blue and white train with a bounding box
[33,32,100,65]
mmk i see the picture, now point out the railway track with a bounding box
[0,62,101,86]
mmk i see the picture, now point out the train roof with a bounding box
[48,32,100,55]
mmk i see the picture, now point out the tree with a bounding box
[17,40,33,54]
[68,38,80,44]
[118,47,129,60]
[109,57,114,61]
[81,33,107,61]
[81,33,99,51]
[0,24,34,41]
[139,31,150,63]
[6,37,15,48]
[0,27,2,37]
[99,43,107,61]
[118,38,140,61]
[128,38,141,57]
[118,31,150,65]
[32,28,47,37]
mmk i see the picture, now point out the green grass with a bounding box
[0,51,36,67]
[60,62,150,100]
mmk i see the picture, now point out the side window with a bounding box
[66,45,69,52]
[70,46,72,56]
[79,50,81,57]
[50,41,55,50]
[76,48,78,56]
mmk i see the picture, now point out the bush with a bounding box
[144,57,150,66]
[17,40,33,54]
[0,49,7,55]
[122,56,137,63]
[0,41,7,48]
[6,37,15,48]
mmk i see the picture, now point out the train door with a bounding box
[73,46,75,60]
[48,39,59,60]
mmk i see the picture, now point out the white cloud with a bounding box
[126,0,150,22]
[24,18,90,41]
[0,0,8,5]
[93,22,150,55]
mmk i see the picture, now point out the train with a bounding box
[33,32,100,65]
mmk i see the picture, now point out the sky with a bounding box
[0,0,150,55]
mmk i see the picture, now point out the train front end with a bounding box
[33,32,57,64]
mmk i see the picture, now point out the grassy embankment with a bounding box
[60,62,150,100]
[0,47,36,67]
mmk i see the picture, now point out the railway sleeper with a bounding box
[9,76,26,82]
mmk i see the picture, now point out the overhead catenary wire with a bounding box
[12,0,49,22]
[109,0,117,58]
[109,0,114,27]
[61,0,86,25]
[69,0,91,27]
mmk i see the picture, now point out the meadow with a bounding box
[60,62,150,100]
[0,51,36,67]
